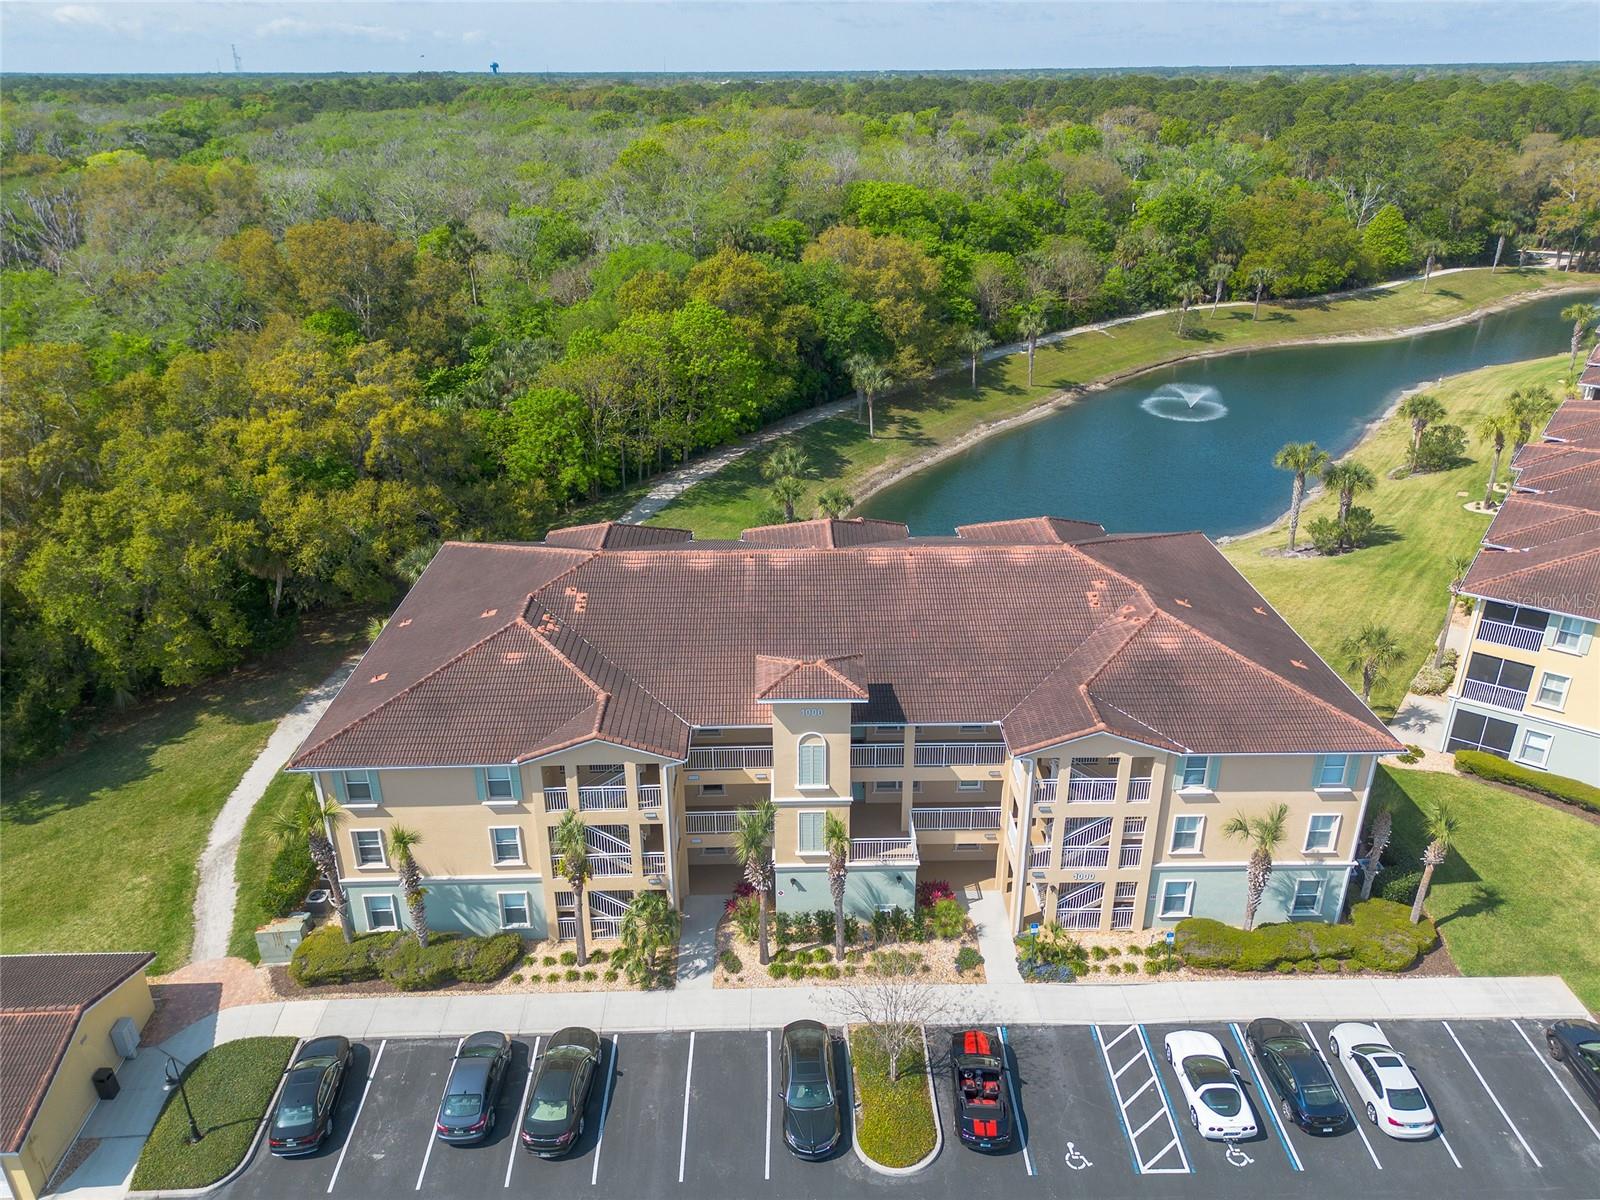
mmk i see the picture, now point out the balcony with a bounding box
[543,787,569,812]
[637,784,662,811]
[685,809,741,835]
[686,745,773,771]
[1061,845,1110,869]
[1460,679,1528,711]
[910,805,1002,831]
[849,836,919,866]
[1477,618,1546,652]
[851,743,905,769]
[1119,841,1144,869]
[642,851,667,876]
[1027,845,1051,869]
[1128,777,1152,802]
[1035,779,1058,804]
[914,741,1006,767]
[1065,776,1116,803]
[587,852,633,877]
[578,785,629,810]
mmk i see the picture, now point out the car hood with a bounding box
[784,1104,839,1151]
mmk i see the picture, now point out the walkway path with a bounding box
[674,894,723,990]
[966,888,1022,985]
[188,661,357,963]
[1387,610,1472,771]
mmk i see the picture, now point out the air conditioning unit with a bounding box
[110,1016,140,1059]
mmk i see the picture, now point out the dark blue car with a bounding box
[1247,1018,1350,1133]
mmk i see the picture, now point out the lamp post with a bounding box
[161,1052,203,1144]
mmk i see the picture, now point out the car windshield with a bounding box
[461,1042,502,1058]
[296,1055,336,1069]
[1576,1042,1600,1074]
[786,1079,831,1109]
[442,1093,482,1118]
[1387,1088,1428,1112]
[1302,1082,1343,1107]
[528,1069,572,1123]
[1200,1086,1242,1117]
[1184,1055,1233,1089]
[276,1100,315,1126]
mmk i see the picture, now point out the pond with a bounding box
[860,290,1598,538]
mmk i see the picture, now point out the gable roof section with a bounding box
[956,516,1108,544]
[739,518,910,548]
[755,654,870,702]
[543,522,694,550]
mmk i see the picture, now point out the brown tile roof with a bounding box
[739,518,910,547]
[543,522,694,550]
[1,953,153,1153]
[755,654,870,702]
[1483,496,1600,550]
[1461,531,1600,622]
[956,516,1108,544]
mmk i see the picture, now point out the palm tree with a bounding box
[1273,441,1329,551]
[1434,553,1476,667]
[387,825,429,947]
[1174,281,1205,336]
[768,475,804,523]
[617,891,681,986]
[1339,622,1403,703]
[1560,303,1599,370]
[1321,460,1376,524]
[762,442,810,522]
[1397,392,1445,468]
[1410,798,1460,925]
[1488,220,1518,272]
[824,812,849,962]
[551,810,593,966]
[1475,409,1513,509]
[273,788,352,942]
[1247,266,1276,321]
[1506,385,1556,454]
[959,328,993,389]
[1207,259,1233,313]
[733,799,777,965]
[1222,802,1288,931]
[1417,238,1447,291]
[815,485,855,519]
[1017,308,1048,388]
[846,354,893,439]
[1358,798,1392,902]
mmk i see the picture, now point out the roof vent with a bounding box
[1252,606,1267,616]
[504,651,528,663]
[1290,659,1308,670]
[1173,597,1192,608]
[396,618,413,628]
[480,608,499,619]
[369,672,389,683]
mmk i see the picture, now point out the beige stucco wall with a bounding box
[1460,605,1600,730]
[769,701,853,802]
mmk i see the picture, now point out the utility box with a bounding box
[254,912,311,965]
[110,1016,140,1059]
[91,1068,120,1101]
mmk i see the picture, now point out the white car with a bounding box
[1328,1022,1438,1140]
[1163,1030,1258,1140]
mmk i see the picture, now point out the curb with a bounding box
[848,1024,943,1177]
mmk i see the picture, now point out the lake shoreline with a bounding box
[849,279,1598,526]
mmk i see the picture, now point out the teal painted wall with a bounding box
[775,867,916,916]
[1144,865,1349,928]
[345,879,547,938]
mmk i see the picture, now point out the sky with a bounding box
[1,1,1596,76]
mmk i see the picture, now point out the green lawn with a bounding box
[849,1026,937,1169]
[0,616,366,973]
[131,1037,297,1191]
[1224,353,1574,717]
[228,772,316,961]
[1377,765,1600,1011]
[652,268,1596,539]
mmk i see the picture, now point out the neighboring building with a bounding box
[1442,390,1600,784]
[1581,344,1600,402]
[1,953,155,1200]
[286,515,1399,941]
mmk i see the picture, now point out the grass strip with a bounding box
[849,1025,936,1169]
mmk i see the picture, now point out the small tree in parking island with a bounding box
[552,810,593,967]
[833,954,954,1083]
[273,789,352,943]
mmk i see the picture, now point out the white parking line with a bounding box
[504,1036,541,1188]
[678,1031,696,1184]
[1371,1023,1460,1169]
[1510,1020,1600,1145]
[997,1026,1035,1176]
[591,1036,618,1186]
[327,1039,386,1194]
[1229,1023,1302,1172]
[764,1030,772,1181]
[415,1038,464,1190]
[1090,1024,1189,1175]
[1136,1025,1192,1175]
[1441,1021,1542,1168]
[1301,1023,1381,1170]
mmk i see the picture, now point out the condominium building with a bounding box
[286,515,1399,942]
[1443,390,1600,783]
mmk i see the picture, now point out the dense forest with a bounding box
[3,69,1599,763]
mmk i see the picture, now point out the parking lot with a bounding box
[220,1018,1600,1200]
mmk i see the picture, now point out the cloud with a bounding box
[50,4,144,36]
[255,16,412,43]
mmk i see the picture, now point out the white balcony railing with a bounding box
[685,745,773,771]
[1035,779,1058,804]
[578,786,629,810]
[1477,619,1546,652]
[1128,777,1152,802]
[914,741,1006,767]
[1027,845,1052,869]
[637,784,662,811]
[587,852,633,877]
[1066,776,1116,803]
[850,835,919,865]
[642,851,667,876]
[1061,845,1111,869]
[544,787,570,812]
[685,809,741,834]
[910,805,1002,831]
[556,915,579,941]
[851,743,906,768]
[1460,679,1528,711]
[1119,842,1144,869]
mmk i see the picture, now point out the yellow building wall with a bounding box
[1461,605,1600,729]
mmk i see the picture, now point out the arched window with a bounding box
[797,734,827,788]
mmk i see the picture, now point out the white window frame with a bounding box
[957,780,985,792]
[1516,729,1553,770]
[1290,877,1325,917]
[483,765,517,802]
[796,733,828,790]
[1158,879,1194,919]
[350,829,387,869]
[340,770,376,806]
[1314,754,1349,790]
[1177,756,1212,792]
[364,894,398,930]
[1303,813,1341,855]
[796,809,825,855]
[1168,814,1205,855]
[488,825,525,866]
[1533,672,1571,712]
[497,890,532,930]
[1550,615,1590,654]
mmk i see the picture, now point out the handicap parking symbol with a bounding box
[1225,1140,1253,1168]
[1063,1141,1092,1170]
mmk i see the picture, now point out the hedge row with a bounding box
[1454,749,1600,815]
[1175,900,1434,973]
[289,927,523,991]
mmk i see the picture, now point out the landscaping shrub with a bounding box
[870,908,892,943]
[929,897,966,939]
[731,895,761,942]
[1455,749,1600,815]
[1415,423,1468,470]
[582,969,597,981]
[455,933,523,983]
[590,948,608,962]
[889,906,914,941]
[823,963,841,979]
[1395,743,1425,764]
[604,969,619,983]
[774,911,792,947]
[1090,945,1110,961]
[1174,900,1433,973]
[1015,926,1088,983]
[842,915,861,945]
[723,878,757,913]
[719,949,742,974]
[792,911,815,940]
[916,879,955,908]
[560,950,578,966]
[812,909,836,946]
[564,968,581,981]
[1381,870,1423,905]
[768,962,788,979]
[1411,649,1457,696]
[542,955,557,967]
[252,837,318,929]
[288,927,399,986]
[290,928,522,991]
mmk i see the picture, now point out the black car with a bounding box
[1547,1019,1600,1109]
[436,1031,513,1144]
[951,1029,1013,1151]
[269,1036,353,1156]
[521,1027,602,1158]
[779,1020,842,1159]
[1246,1018,1349,1133]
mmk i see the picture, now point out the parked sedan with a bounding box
[1245,1018,1349,1133]
[521,1027,602,1158]
[779,1020,842,1159]
[1546,1019,1600,1110]
[1328,1022,1438,1139]
[950,1029,1012,1151]
[1163,1030,1258,1140]
[435,1031,513,1144]
[268,1036,352,1156]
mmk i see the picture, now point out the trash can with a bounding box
[92,1067,120,1100]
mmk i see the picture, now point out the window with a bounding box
[351,830,386,868]
[1290,878,1324,916]
[698,784,725,797]
[1445,710,1518,758]
[498,892,531,929]
[1314,755,1349,788]
[340,770,375,804]
[1516,729,1553,769]
[1169,814,1204,854]
[1551,615,1594,653]
[1304,814,1340,854]
[364,894,398,930]
[872,780,902,793]
[1178,756,1213,790]
[1464,652,1534,696]
[484,766,516,801]
[796,811,824,854]
[1159,879,1194,919]
[958,780,985,792]
[489,826,524,866]
[797,735,828,788]
[1534,673,1571,711]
